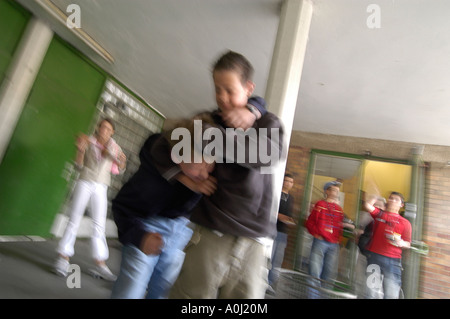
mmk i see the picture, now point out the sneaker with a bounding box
[89,264,117,282]
[53,256,70,277]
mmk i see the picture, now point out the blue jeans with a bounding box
[366,252,402,299]
[308,238,339,299]
[308,237,339,295]
[268,232,288,286]
[111,216,193,299]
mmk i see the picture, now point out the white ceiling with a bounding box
[17,0,450,147]
[296,0,450,147]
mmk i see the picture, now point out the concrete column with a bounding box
[265,0,313,225]
[0,18,53,163]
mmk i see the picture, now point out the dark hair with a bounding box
[390,191,405,204]
[284,173,294,179]
[213,50,254,84]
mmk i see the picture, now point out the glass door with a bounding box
[294,150,364,291]
[293,150,415,296]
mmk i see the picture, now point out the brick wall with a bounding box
[280,144,450,299]
[420,164,450,298]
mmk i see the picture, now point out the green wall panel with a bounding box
[0,37,106,236]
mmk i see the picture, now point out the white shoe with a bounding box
[89,264,117,282]
[53,256,70,277]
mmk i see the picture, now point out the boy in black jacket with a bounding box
[170,51,284,299]
[111,119,216,299]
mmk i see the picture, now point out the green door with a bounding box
[0,37,105,236]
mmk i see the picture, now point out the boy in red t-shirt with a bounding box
[363,191,412,299]
[305,181,354,291]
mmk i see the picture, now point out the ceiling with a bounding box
[17,0,450,148]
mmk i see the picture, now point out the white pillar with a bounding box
[265,0,313,224]
[0,18,53,163]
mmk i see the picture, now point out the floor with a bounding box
[0,236,358,300]
[0,237,122,299]
[0,237,278,299]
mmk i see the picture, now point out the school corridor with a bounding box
[2,0,450,299]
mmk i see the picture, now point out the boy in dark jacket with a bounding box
[111,119,216,299]
[170,51,284,299]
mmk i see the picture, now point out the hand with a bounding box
[116,151,127,169]
[195,175,217,196]
[177,174,217,196]
[75,133,89,153]
[364,194,378,213]
[278,213,296,225]
[219,107,257,130]
[140,232,163,255]
[342,222,355,230]
[391,238,411,249]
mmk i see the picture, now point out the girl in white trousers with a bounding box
[54,118,126,281]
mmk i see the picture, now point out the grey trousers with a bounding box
[169,224,268,299]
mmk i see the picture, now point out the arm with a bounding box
[248,96,267,117]
[397,239,411,249]
[305,204,322,239]
[105,138,127,172]
[116,150,127,171]
[342,215,355,230]
[394,221,412,249]
[278,195,296,225]
[140,232,164,255]
[220,107,257,130]
[364,195,377,213]
[342,221,356,230]
[113,206,150,251]
[220,96,266,130]
[206,113,284,170]
[115,208,163,255]
[74,133,89,168]
[145,134,181,181]
[278,213,296,226]
[176,173,217,196]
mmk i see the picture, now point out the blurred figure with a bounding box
[354,195,386,297]
[364,192,411,299]
[54,118,126,281]
[169,51,284,299]
[267,173,296,292]
[305,181,354,294]
[111,118,216,299]
[357,196,386,257]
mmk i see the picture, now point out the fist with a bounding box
[140,232,163,255]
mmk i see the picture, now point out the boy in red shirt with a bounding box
[305,181,354,292]
[364,191,411,299]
